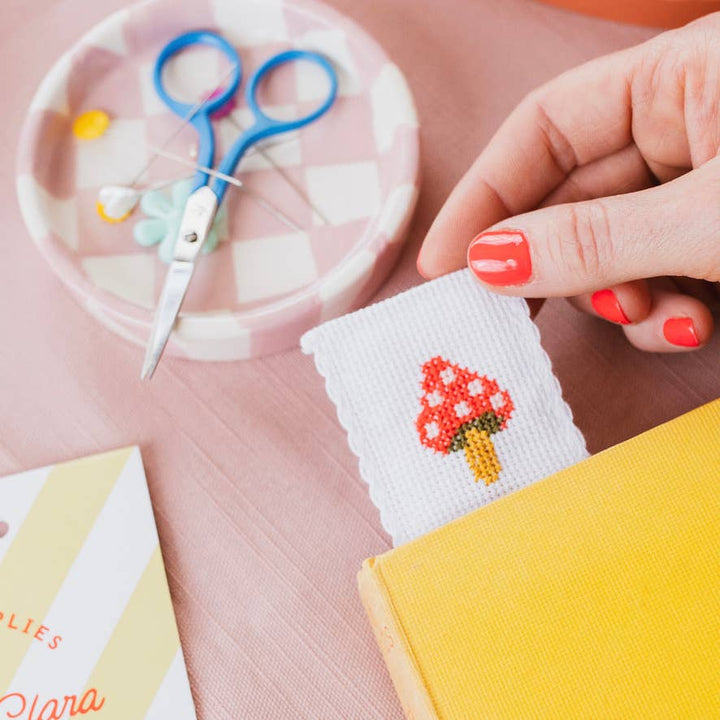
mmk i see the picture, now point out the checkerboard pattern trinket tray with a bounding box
[17,0,420,360]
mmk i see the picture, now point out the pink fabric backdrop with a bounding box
[2,1,718,717]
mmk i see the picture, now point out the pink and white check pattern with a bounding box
[17,0,420,360]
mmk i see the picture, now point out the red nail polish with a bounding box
[591,289,630,324]
[663,317,700,347]
[467,230,531,286]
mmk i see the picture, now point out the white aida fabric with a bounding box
[301,270,588,545]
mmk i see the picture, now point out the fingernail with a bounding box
[591,289,630,325]
[467,230,531,286]
[663,317,700,347]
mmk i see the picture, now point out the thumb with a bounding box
[466,161,720,297]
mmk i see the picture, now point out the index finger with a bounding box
[417,46,638,278]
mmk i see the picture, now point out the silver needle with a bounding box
[115,66,307,232]
[128,64,239,188]
[148,145,302,232]
[227,113,330,225]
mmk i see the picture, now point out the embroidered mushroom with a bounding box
[416,357,514,485]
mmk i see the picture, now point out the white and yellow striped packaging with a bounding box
[0,447,196,719]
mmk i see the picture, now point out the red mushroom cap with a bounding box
[416,357,514,455]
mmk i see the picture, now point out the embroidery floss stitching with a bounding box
[301,269,589,545]
[416,357,514,485]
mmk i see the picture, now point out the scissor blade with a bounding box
[141,260,195,380]
[141,186,218,380]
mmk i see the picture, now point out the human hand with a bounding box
[418,13,720,351]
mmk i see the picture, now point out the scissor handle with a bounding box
[213,50,337,202]
[248,50,337,132]
[153,31,242,190]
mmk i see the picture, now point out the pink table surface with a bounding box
[2,1,719,717]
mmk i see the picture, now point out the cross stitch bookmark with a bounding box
[302,270,588,545]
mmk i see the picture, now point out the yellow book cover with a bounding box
[358,400,720,719]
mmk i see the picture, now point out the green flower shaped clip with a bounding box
[133,179,223,263]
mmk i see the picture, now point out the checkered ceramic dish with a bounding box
[16,0,420,361]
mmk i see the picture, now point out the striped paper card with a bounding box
[0,447,196,720]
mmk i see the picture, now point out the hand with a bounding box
[418,13,720,352]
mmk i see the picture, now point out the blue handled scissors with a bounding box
[141,30,337,380]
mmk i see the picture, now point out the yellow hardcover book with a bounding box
[358,400,720,719]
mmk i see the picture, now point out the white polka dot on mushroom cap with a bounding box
[439,368,455,384]
[425,421,440,439]
[454,401,471,419]
[490,392,505,412]
[426,390,443,407]
[467,379,484,396]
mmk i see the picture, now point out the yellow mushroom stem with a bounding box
[462,426,501,485]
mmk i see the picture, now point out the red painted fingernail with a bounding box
[663,317,700,347]
[591,289,630,324]
[467,230,532,286]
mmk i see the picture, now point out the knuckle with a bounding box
[517,88,578,177]
[553,201,614,282]
[532,97,578,177]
